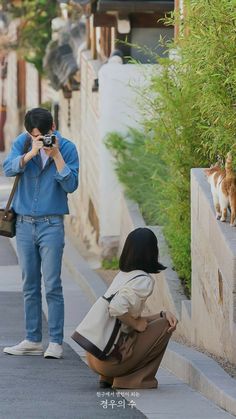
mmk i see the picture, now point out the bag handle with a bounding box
[4,136,31,214]
[4,177,20,213]
[103,273,149,303]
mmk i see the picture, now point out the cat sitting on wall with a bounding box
[204,152,236,226]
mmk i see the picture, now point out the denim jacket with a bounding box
[3,131,79,216]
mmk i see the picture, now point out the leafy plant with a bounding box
[145,0,236,290]
[6,0,58,73]
[107,0,236,293]
[101,257,119,270]
[106,128,168,225]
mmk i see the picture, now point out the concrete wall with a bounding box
[191,169,236,363]
[98,60,149,254]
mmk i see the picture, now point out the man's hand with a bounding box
[43,137,60,159]
[20,136,43,168]
[43,137,65,172]
[30,136,44,157]
[165,311,178,333]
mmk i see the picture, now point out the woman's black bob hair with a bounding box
[119,227,166,274]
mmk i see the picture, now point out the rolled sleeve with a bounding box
[54,164,71,180]
[54,164,78,193]
[54,141,79,193]
[3,133,28,177]
[11,155,25,174]
[108,275,154,318]
[109,287,140,317]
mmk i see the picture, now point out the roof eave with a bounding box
[97,1,174,13]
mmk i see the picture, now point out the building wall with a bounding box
[25,63,39,109]
[4,51,19,150]
[98,60,149,242]
[131,27,174,63]
[58,50,102,246]
[58,86,82,236]
[60,49,156,256]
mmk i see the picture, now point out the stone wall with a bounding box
[191,168,236,363]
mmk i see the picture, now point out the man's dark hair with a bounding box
[24,108,53,135]
[119,227,166,274]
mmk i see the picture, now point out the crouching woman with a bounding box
[86,227,178,389]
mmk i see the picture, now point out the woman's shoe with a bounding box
[99,380,112,389]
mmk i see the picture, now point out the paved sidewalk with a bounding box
[0,270,145,419]
[0,238,234,419]
[0,156,235,418]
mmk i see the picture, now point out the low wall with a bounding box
[191,168,236,363]
[119,172,236,364]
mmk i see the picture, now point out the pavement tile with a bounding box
[0,292,146,419]
[0,237,18,266]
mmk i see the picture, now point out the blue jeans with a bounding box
[16,215,65,344]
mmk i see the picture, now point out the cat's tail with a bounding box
[225,152,234,179]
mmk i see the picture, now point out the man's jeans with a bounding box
[16,215,65,344]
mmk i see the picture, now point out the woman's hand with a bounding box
[134,317,148,332]
[165,311,178,333]
[117,313,148,332]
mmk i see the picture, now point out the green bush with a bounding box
[101,257,119,270]
[106,129,168,225]
[106,127,191,292]
[107,0,236,293]
[7,1,58,73]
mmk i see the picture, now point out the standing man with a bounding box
[3,108,79,359]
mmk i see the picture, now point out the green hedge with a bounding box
[106,0,236,293]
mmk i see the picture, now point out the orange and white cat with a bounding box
[204,152,236,226]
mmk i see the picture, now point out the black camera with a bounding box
[42,134,56,147]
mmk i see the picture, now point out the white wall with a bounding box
[58,49,159,257]
[25,63,39,110]
[4,51,19,150]
[98,61,156,251]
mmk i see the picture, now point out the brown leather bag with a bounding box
[0,176,21,237]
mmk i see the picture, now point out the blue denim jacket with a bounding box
[3,131,79,216]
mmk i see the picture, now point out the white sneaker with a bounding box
[44,342,63,359]
[3,339,43,356]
